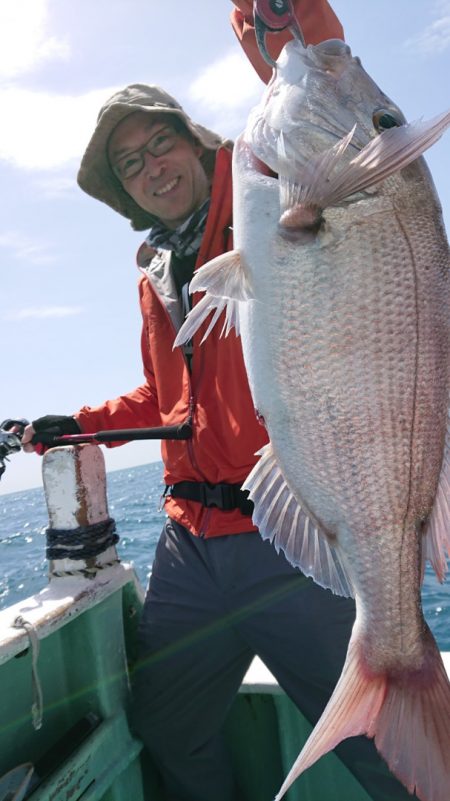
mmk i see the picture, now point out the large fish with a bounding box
[176,38,450,801]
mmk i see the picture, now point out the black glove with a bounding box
[31,415,81,450]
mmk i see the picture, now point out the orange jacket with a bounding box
[76,147,268,537]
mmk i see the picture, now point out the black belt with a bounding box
[166,481,254,516]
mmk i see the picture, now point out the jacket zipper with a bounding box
[186,393,201,476]
[198,508,212,538]
[142,266,206,480]
[142,263,216,537]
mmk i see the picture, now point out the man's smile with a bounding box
[154,176,180,197]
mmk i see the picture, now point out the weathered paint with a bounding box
[43,445,109,528]
[43,444,118,579]
[0,564,142,666]
[0,574,146,801]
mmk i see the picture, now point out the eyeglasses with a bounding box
[111,125,179,181]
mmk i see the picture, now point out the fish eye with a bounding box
[372,108,404,132]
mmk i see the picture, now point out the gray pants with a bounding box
[131,518,417,801]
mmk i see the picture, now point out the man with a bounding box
[22,3,418,800]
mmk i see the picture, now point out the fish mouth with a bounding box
[306,38,352,70]
[313,39,351,56]
[275,38,354,87]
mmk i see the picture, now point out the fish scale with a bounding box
[258,209,434,666]
[271,217,422,529]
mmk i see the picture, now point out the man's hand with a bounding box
[22,415,81,454]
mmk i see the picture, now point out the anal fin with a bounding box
[243,443,353,598]
[422,418,450,582]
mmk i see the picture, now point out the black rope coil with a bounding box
[45,518,119,561]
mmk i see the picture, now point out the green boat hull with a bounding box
[0,565,384,801]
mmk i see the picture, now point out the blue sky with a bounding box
[1,0,450,494]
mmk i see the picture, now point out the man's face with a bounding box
[108,111,210,230]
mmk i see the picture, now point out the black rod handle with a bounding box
[33,421,193,446]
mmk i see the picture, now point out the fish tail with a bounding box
[275,626,450,801]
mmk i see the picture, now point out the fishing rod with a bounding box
[0,418,192,481]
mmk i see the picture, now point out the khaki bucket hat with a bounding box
[77,84,227,231]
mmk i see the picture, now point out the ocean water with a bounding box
[0,461,449,650]
[0,461,164,610]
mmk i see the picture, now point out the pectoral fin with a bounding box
[278,110,450,229]
[174,249,252,347]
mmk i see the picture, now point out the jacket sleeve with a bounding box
[74,277,162,445]
[230,0,344,83]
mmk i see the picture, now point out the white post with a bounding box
[42,444,119,579]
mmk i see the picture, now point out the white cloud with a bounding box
[0,86,118,170]
[189,50,261,110]
[0,2,109,173]
[0,230,55,265]
[0,47,260,174]
[404,5,450,55]
[5,306,83,321]
[0,0,69,79]
[187,49,263,137]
